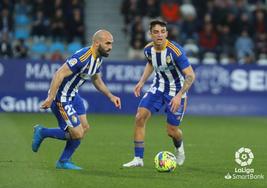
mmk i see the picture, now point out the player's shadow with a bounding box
[77,167,183,181]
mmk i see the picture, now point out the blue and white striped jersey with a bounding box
[144,40,190,97]
[56,46,102,102]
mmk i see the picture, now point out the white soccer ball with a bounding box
[154,151,177,172]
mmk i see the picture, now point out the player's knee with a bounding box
[82,123,90,134]
[167,126,177,138]
[135,112,148,125]
[70,129,84,139]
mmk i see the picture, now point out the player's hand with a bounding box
[169,93,182,113]
[41,97,53,109]
[110,95,121,109]
[134,82,144,97]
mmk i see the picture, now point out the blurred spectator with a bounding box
[140,0,160,18]
[235,29,254,63]
[67,8,85,43]
[254,33,267,56]
[31,10,49,37]
[199,22,219,55]
[128,40,144,60]
[180,0,197,20]
[252,8,267,35]
[31,0,50,18]
[0,8,14,34]
[50,50,64,61]
[50,9,65,40]
[121,0,139,34]
[129,16,146,60]
[15,0,31,15]
[218,24,235,55]
[0,0,14,12]
[161,0,181,24]
[13,38,28,58]
[0,32,13,58]
[180,11,198,42]
[236,12,253,36]
[168,26,181,42]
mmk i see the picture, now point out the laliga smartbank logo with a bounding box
[235,147,254,167]
[224,147,264,180]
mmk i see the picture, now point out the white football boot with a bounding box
[175,142,185,166]
[123,157,144,167]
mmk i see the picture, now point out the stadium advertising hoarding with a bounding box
[0,59,266,115]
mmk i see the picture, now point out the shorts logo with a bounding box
[68,58,78,67]
[235,147,254,167]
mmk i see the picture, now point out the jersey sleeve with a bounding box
[173,48,190,70]
[144,48,152,64]
[66,55,84,74]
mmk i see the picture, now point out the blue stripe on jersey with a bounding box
[167,49,181,92]
[156,52,170,94]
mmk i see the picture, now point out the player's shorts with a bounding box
[51,94,86,130]
[139,90,186,126]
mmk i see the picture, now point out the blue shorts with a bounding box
[139,90,186,126]
[51,94,86,130]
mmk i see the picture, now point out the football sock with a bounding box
[41,128,70,140]
[59,140,81,162]
[134,141,144,158]
[173,138,182,148]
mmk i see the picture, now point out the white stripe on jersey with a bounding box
[88,56,95,74]
[160,49,176,96]
[151,48,165,92]
[60,61,89,102]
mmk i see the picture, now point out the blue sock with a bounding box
[59,140,81,162]
[41,128,69,140]
[134,141,144,158]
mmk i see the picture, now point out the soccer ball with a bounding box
[154,151,177,172]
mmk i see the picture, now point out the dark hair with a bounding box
[149,19,167,32]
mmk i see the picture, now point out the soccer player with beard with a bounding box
[123,20,195,167]
[32,30,121,170]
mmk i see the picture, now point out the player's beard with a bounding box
[98,45,110,57]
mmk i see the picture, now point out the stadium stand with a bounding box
[121,0,267,64]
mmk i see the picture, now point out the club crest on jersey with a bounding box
[68,58,78,67]
[71,115,77,124]
[166,55,172,64]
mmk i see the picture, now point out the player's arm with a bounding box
[41,63,73,109]
[91,73,121,109]
[170,65,195,112]
[134,62,154,97]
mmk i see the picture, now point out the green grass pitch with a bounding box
[0,113,266,188]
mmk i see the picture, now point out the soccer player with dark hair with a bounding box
[123,20,195,167]
[32,30,121,170]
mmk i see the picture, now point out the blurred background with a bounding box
[0,0,266,116]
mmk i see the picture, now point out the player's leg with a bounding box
[73,94,90,135]
[123,107,151,167]
[32,101,72,152]
[167,125,185,165]
[123,90,163,167]
[165,97,187,165]
[57,95,87,170]
[56,125,83,170]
